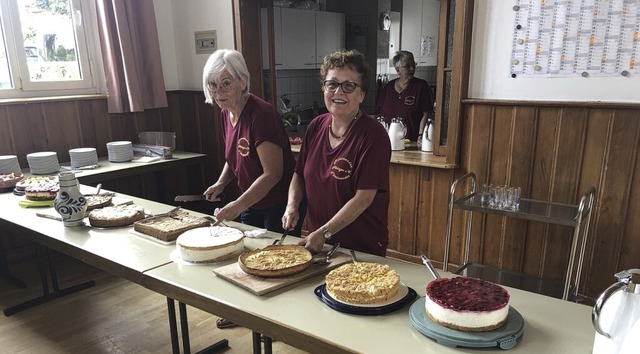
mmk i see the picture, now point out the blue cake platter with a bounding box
[409,297,524,350]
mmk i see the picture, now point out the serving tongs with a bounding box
[272,229,289,245]
[421,254,441,279]
[313,243,340,265]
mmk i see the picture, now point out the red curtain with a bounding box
[96,0,168,113]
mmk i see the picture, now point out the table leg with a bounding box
[252,331,273,354]
[0,237,27,289]
[3,245,95,317]
[166,298,229,354]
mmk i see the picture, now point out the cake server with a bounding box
[421,254,441,279]
[272,229,289,245]
[313,243,340,265]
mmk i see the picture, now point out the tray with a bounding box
[314,283,417,316]
[213,251,352,295]
[409,297,524,350]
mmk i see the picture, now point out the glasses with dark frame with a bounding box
[322,80,360,94]
[206,79,235,93]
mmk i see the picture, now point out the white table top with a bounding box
[143,233,596,354]
[0,186,178,281]
[0,186,596,353]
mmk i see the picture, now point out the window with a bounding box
[0,0,103,98]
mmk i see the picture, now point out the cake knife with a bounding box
[174,193,225,202]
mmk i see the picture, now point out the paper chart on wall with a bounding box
[510,0,640,78]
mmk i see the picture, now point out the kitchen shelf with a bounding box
[443,172,596,301]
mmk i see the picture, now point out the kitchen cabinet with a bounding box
[401,0,439,66]
[261,7,282,69]
[315,11,345,65]
[262,8,345,70]
[443,172,596,301]
[281,8,316,69]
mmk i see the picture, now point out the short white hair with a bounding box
[202,49,251,104]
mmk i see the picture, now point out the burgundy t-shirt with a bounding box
[223,94,294,209]
[375,77,434,141]
[295,112,391,256]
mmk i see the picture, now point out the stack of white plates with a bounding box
[27,151,60,175]
[0,155,21,174]
[69,147,98,168]
[107,141,133,162]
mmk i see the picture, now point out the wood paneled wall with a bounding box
[387,99,640,301]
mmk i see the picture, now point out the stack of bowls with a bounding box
[0,155,21,174]
[69,147,98,168]
[106,141,133,162]
[27,151,60,175]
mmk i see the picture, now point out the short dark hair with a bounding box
[319,49,371,94]
[393,50,416,69]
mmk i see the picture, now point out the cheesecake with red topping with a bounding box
[425,276,510,332]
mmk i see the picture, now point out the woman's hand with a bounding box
[281,205,299,231]
[297,230,325,253]
[204,184,225,202]
[213,200,243,224]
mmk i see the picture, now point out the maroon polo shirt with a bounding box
[375,77,434,141]
[222,94,294,209]
[296,112,391,256]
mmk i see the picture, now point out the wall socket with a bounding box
[195,30,217,54]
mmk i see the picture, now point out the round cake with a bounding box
[84,194,113,210]
[425,276,510,332]
[21,176,59,201]
[238,245,313,278]
[88,204,145,227]
[325,262,400,305]
[0,172,24,191]
[176,226,245,263]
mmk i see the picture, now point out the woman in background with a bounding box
[375,50,434,142]
[282,49,391,257]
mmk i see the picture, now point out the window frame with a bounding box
[0,0,104,99]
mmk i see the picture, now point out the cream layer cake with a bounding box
[425,276,510,332]
[176,226,244,263]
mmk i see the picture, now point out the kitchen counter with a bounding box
[290,142,456,169]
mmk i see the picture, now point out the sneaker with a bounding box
[216,318,237,329]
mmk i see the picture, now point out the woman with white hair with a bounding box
[202,49,298,328]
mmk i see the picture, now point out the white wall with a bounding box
[155,1,639,102]
[469,2,639,103]
[154,0,235,90]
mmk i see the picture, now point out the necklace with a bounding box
[328,113,359,140]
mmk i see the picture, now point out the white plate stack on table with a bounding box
[106,141,133,162]
[0,155,21,174]
[26,151,60,175]
[69,147,98,168]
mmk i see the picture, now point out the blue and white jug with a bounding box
[54,171,87,226]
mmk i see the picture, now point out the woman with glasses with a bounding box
[375,50,434,142]
[202,49,299,328]
[282,49,391,257]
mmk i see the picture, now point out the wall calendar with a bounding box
[510,0,640,78]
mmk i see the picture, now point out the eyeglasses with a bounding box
[206,79,235,93]
[322,80,360,94]
[395,64,413,70]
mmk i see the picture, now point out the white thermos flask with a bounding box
[421,122,433,152]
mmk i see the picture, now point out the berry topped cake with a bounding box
[425,277,510,332]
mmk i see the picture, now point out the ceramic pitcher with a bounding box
[54,171,87,226]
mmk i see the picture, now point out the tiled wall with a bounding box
[275,69,325,111]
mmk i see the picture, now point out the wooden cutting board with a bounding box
[213,252,352,295]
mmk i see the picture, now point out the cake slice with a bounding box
[133,211,209,242]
